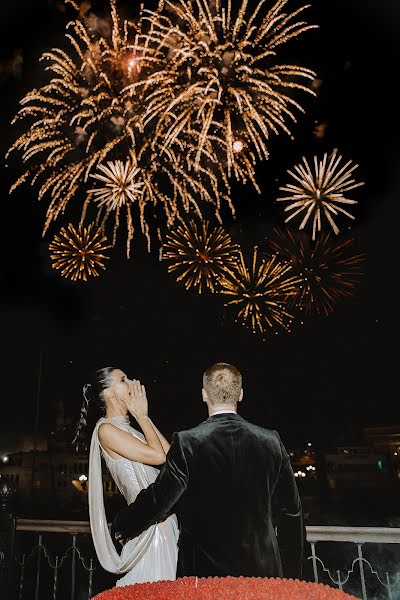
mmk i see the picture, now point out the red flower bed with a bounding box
[93,576,359,600]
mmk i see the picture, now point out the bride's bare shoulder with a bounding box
[98,422,125,442]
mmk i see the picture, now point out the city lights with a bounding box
[294,470,306,478]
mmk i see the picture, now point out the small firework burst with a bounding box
[49,222,110,281]
[265,228,365,316]
[219,247,301,335]
[162,220,238,293]
[142,0,317,181]
[90,160,144,211]
[88,157,144,256]
[277,149,364,239]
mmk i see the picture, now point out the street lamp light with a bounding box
[78,473,88,493]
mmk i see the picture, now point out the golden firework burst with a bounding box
[162,220,238,293]
[141,0,317,182]
[277,149,364,239]
[90,160,144,210]
[220,247,301,334]
[88,157,145,256]
[49,222,111,281]
[265,228,365,316]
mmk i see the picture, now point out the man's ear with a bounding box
[238,388,244,403]
[202,388,208,403]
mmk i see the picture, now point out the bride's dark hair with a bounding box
[72,366,117,446]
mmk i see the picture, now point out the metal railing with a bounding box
[306,526,400,599]
[15,520,97,600]
[2,519,400,599]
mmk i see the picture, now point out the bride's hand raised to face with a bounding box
[125,380,148,420]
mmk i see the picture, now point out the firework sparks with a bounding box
[265,228,365,316]
[49,222,111,281]
[219,247,301,334]
[141,0,317,182]
[162,220,238,293]
[277,149,364,239]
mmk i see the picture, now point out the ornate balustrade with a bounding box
[1,479,400,600]
[307,526,400,599]
[14,519,97,600]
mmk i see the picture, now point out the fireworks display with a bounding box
[4,0,369,339]
[265,228,365,316]
[143,0,317,182]
[7,0,322,274]
[49,222,111,281]
[277,149,364,239]
[219,247,301,335]
[7,0,232,256]
[162,220,238,293]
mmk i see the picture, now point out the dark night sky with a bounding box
[0,0,399,454]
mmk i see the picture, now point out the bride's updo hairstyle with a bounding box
[73,367,117,446]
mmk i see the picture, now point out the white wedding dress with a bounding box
[88,415,179,586]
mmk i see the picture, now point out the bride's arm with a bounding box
[98,421,166,466]
[148,420,170,454]
[112,432,188,543]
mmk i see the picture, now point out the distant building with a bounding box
[362,426,400,482]
[0,401,118,516]
[323,445,390,491]
[363,426,400,456]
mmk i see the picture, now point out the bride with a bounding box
[73,367,178,586]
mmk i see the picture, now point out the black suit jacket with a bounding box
[112,413,303,578]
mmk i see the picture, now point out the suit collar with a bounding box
[205,412,245,423]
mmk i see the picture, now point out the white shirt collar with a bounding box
[210,409,237,416]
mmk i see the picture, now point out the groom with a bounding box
[112,362,303,578]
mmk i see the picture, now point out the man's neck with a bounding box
[208,404,237,417]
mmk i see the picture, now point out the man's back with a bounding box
[175,413,302,577]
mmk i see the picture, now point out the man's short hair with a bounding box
[203,363,242,405]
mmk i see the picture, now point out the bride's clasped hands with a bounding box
[125,380,149,421]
